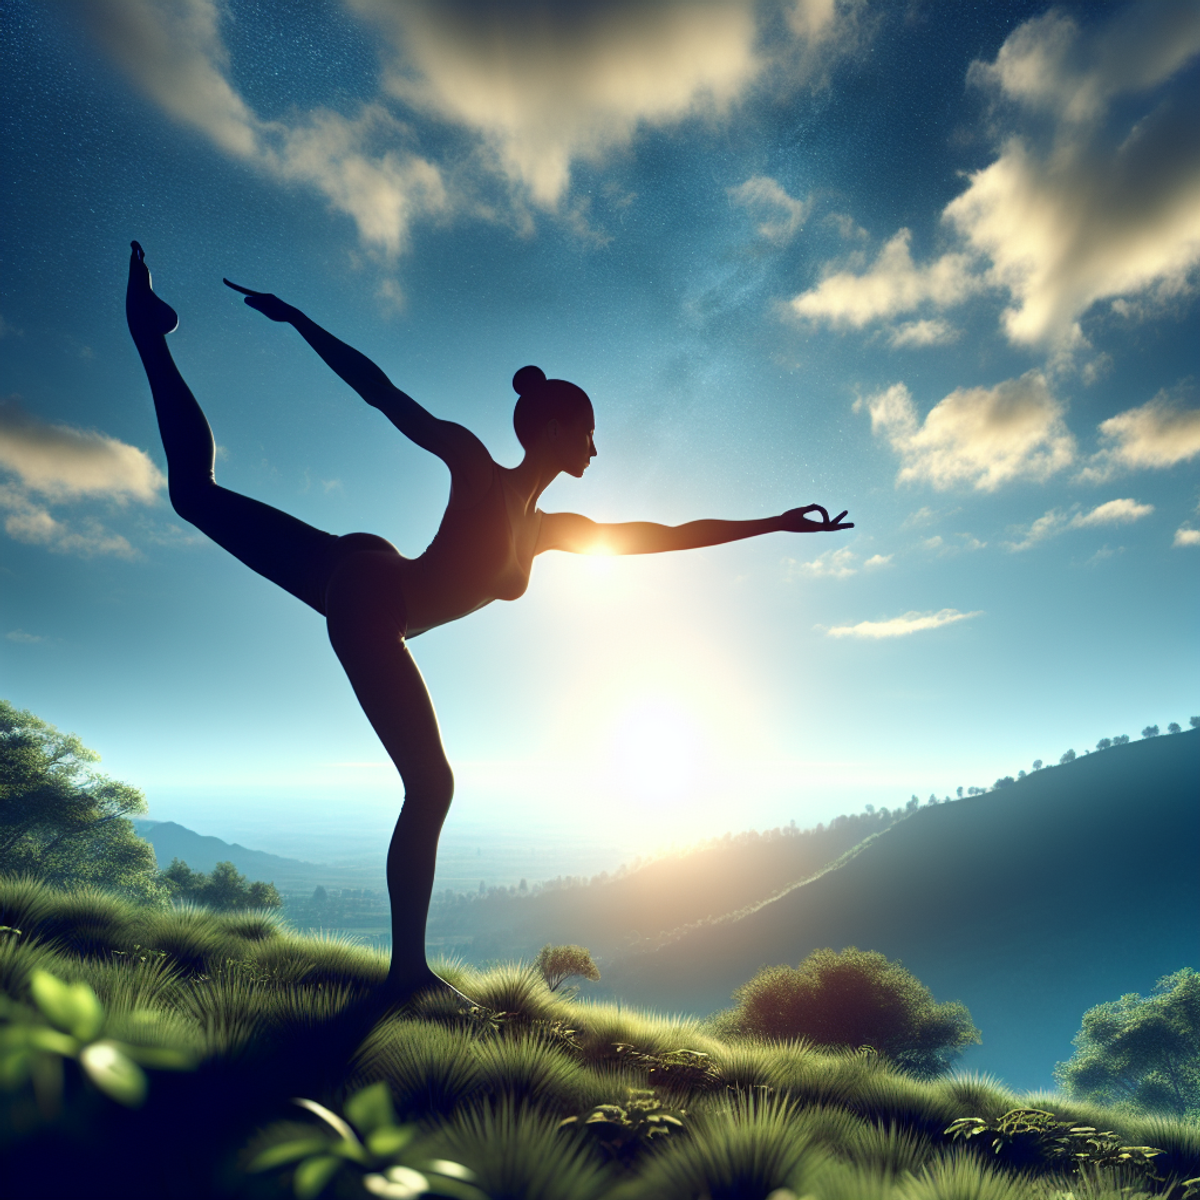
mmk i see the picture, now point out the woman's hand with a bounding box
[223,278,299,323]
[779,504,854,532]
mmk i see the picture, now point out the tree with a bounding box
[534,943,601,992]
[1141,725,1160,739]
[1059,749,1076,764]
[724,947,980,1078]
[1054,969,1200,1118]
[1167,722,1181,735]
[162,858,282,911]
[0,700,162,901]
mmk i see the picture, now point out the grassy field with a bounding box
[2,875,1197,1200]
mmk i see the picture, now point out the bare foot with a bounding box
[126,241,178,339]
[381,966,475,1013]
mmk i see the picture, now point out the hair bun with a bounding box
[512,365,546,397]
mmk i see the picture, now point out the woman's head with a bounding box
[512,365,593,451]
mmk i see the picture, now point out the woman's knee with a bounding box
[168,476,214,525]
[404,762,454,822]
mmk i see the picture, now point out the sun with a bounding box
[600,697,707,810]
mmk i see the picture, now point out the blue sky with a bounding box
[2,0,1197,854]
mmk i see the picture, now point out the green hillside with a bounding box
[2,878,1197,1200]
[599,730,1200,1091]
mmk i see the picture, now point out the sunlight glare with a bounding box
[601,697,706,808]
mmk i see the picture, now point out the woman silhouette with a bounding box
[126,241,852,1004]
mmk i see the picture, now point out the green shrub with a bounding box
[1054,968,1200,1119]
[535,943,601,992]
[727,947,980,1077]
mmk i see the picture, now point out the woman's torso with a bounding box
[400,462,538,635]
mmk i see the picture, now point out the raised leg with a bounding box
[324,552,469,1005]
[127,242,338,612]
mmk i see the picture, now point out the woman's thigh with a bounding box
[324,550,452,798]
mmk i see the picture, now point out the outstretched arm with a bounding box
[537,505,853,556]
[223,280,486,471]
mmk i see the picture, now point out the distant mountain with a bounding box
[599,730,1200,1092]
[131,820,328,890]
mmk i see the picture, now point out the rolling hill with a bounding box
[598,730,1200,1091]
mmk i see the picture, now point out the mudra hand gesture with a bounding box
[780,504,854,533]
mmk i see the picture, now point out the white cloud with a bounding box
[826,608,982,639]
[855,373,1076,491]
[0,398,161,558]
[887,318,959,348]
[730,175,809,244]
[67,0,449,257]
[790,229,983,328]
[786,546,857,578]
[863,553,892,569]
[1006,497,1155,550]
[1174,527,1200,547]
[947,6,1200,348]
[1071,498,1154,528]
[0,397,164,502]
[787,4,1200,350]
[0,484,137,558]
[1079,389,1200,480]
[6,629,46,644]
[353,0,763,208]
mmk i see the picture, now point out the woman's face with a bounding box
[551,408,596,477]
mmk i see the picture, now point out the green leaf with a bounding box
[363,1166,428,1198]
[345,1081,396,1135]
[249,1138,334,1172]
[120,1043,195,1071]
[420,1159,477,1182]
[293,1097,362,1148]
[366,1125,418,1158]
[293,1155,342,1200]
[79,1041,147,1106]
[26,1026,79,1057]
[29,970,76,1032]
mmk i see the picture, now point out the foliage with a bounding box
[0,700,161,901]
[162,857,283,911]
[3,882,1200,1199]
[1,965,192,1116]
[947,1107,1165,1182]
[534,943,601,993]
[725,947,981,1077]
[559,1086,686,1165]
[1054,969,1200,1118]
[249,1081,486,1200]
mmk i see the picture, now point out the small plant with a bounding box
[946,1107,1165,1181]
[249,1081,487,1199]
[612,1042,723,1093]
[0,967,192,1115]
[559,1086,686,1165]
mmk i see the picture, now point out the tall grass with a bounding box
[2,880,1197,1200]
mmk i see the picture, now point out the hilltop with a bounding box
[597,730,1200,1090]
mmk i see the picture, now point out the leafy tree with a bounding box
[723,946,980,1078]
[162,858,282,911]
[1113,734,1130,745]
[1141,725,1160,739]
[1167,722,1181,735]
[1054,969,1200,1118]
[1190,716,1199,730]
[1096,738,1112,751]
[0,701,161,901]
[1032,760,1043,770]
[534,943,601,992]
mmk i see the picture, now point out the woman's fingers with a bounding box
[222,278,261,296]
[832,510,848,525]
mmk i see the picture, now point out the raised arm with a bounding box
[223,280,487,474]
[537,505,853,556]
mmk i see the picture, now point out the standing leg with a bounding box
[324,552,462,1002]
[127,242,337,611]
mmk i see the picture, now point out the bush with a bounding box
[1054,968,1200,1118]
[724,947,980,1078]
